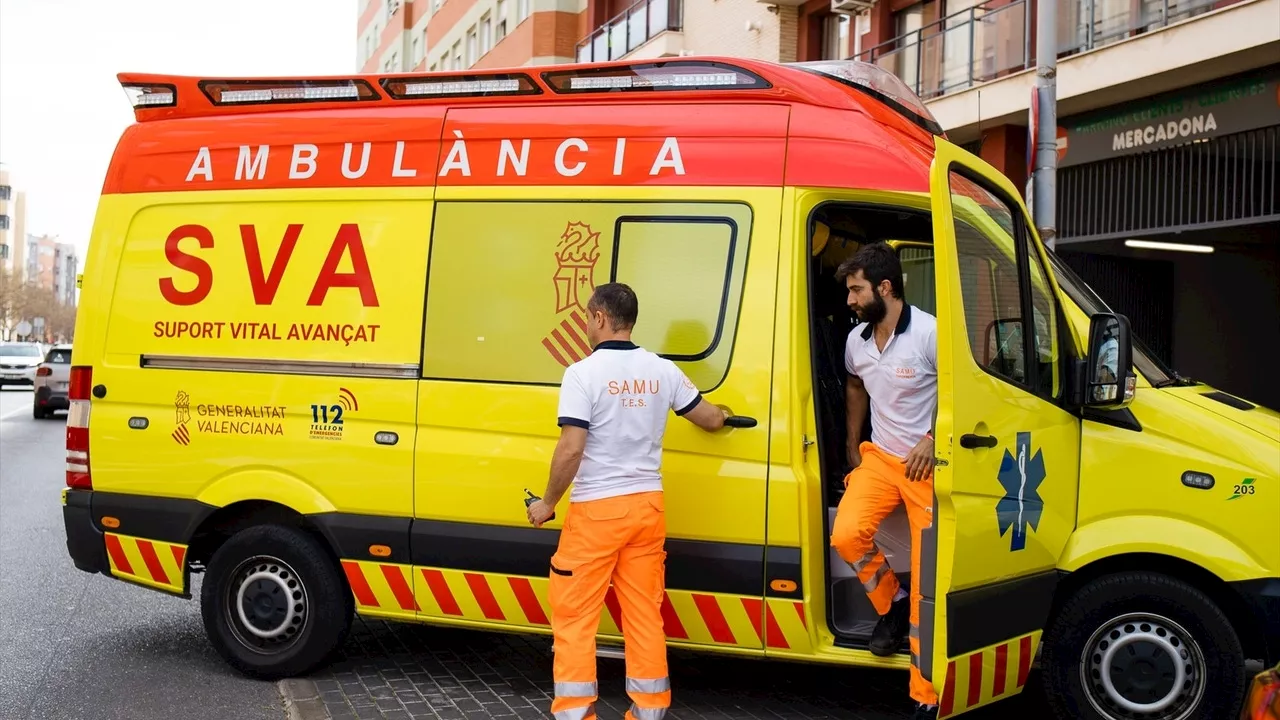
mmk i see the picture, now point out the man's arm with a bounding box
[540,425,588,509]
[680,397,727,432]
[846,374,869,467]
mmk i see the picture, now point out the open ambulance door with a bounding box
[919,139,1082,717]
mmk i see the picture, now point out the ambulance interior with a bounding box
[806,203,937,646]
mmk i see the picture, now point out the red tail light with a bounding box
[66,366,92,489]
[36,366,51,377]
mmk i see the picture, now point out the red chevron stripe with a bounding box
[993,642,1009,697]
[171,545,186,570]
[939,660,957,717]
[551,329,582,363]
[381,565,421,612]
[542,337,570,367]
[692,594,735,644]
[967,651,983,707]
[1017,636,1033,688]
[560,319,591,355]
[343,561,378,607]
[136,539,170,585]
[465,573,505,621]
[422,569,462,616]
[104,534,133,575]
[794,601,807,628]
[660,593,687,640]
[509,577,548,625]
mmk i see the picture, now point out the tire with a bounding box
[1040,571,1245,720]
[200,524,352,680]
[32,406,47,419]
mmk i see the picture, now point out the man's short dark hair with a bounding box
[587,283,639,331]
[836,242,904,300]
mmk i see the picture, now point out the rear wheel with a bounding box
[32,405,48,419]
[201,524,352,680]
[1041,571,1245,720]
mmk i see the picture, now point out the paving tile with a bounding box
[305,617,1047,719]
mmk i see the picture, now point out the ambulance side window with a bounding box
[420,201,751,392]
[949,171,1060,399]
[611,210,751,392]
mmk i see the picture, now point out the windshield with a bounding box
[1044,249,1189,388]
[0,343,41,357]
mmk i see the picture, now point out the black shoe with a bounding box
[910,703,938,720]
[868,594,909,657]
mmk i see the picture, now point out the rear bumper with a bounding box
[35,385,69,408]
[62,489,108,575]
[1231,577,1280,665]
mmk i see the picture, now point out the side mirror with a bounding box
[1084,313,1136,409]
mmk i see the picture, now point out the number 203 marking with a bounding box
[311,404,344,425]
[1232,484,1255,495]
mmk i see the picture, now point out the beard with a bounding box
[855,293,887,326]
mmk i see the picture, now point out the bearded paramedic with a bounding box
[829,242,941,720]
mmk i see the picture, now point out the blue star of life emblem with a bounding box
[995,431,1046,552]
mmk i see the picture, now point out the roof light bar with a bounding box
[122,83,177,108]
[542,61,771,94]
[198,79,380,106]
[380,72,541,99]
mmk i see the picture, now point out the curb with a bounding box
[277,678,331,720]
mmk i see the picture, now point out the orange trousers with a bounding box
[831,441,939,706]
[548,490,670,720]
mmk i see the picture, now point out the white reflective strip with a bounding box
[553,704,596,720]
[909,624,920,640]
[67,401,90,427]
[862,562,891,592]
[625,677,671,694]
[849,544,880,574]
[67,450,88,462]
[66,463,89,473]
[554,681,597,697]
[628,705,667,720]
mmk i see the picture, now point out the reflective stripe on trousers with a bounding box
[627,705,667,720]
[553,704,596,720]
[626,677,671,694]
[555,682,598,698]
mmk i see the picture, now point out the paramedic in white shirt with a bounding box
[828,242,941,720]
[526,282,728,720]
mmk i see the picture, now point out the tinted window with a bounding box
[45,348,72,364]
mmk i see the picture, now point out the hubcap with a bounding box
[225,556,308,654]
[1080,613,1206,720]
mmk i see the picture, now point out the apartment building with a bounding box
[356,0,583,73]
[0,166,29,280]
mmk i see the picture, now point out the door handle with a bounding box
[960,433,998,449]
[725,415,757,428]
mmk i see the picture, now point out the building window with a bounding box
[0,214,9,230]
[496,0,508,40]
[516,0,531,23]
[822,13,851,60]
[466,26,478,66]
[452,40,462,69]
[429,61,438,72]
[480,13,492,56]
[421,201,753,390]
[0,185,11,201]
[412,36,422,66]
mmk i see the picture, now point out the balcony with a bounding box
[576,0,684,63]
[855,0,1229,101]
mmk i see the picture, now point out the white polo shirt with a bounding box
[557,340,702,503]
[844,304,938,459]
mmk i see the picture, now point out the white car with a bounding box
[0,342,44,388]
[33,343,74,419]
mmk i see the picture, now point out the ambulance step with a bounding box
[596,645,626,659]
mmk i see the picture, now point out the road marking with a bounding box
[0,405,29,422]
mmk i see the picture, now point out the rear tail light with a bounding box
[66,366,92,490]
[36,367,51,377]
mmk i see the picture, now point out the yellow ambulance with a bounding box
[62,57,1279,719]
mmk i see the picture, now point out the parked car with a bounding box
[1244,661,1280,719]
[33,344,73,418]
[0,342,44,387]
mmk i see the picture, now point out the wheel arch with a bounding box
[1048,552,1267,663]
[186,500,343,579]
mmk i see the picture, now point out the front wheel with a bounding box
[1040,571,1245,720]
[201,524,352,680]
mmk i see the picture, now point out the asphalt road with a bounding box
[0,387,284,720]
